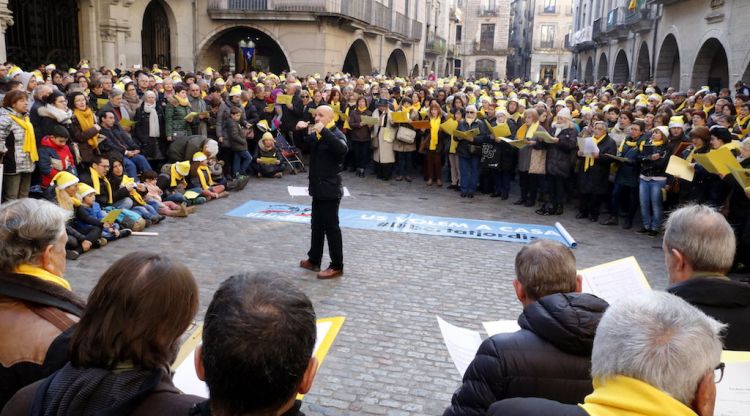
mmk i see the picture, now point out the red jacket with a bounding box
[38,136,76,187]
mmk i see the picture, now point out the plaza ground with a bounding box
[64,172,668,416]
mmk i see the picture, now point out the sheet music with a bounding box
[580,257,650,304]
[716,361,750,416]
[482,320,520,337]
[437,316,483,377]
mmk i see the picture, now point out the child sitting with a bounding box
[142,170,194,217]
[51,171,106,260]
[188,152,229,200]
[75,183,132,241]
[252,132,285,178]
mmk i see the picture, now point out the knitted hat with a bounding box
[50,124,70,139]
[261,132,274,142]
[229,85,242,96]
[175,161,191,177]
[76,182,96,198]
[556,108,572,120]
[668,116,685,130]
[52,171,79,190]
[257,119,270,132]
[192,152,207,162]
[652,126,669,139]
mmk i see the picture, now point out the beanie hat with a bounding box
[652,126,669,139]
[50,124,70,139]
[52,171,79,190]
[261,132,274,142]
[175,161,190,177]
[192,152,207,162]
[668,116,685,130]
[556,108,572,120]
[229,85,242,96]
[76,183,96,198]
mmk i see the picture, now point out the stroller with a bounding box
[274,133,306,174]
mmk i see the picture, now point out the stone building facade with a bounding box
[508,0,574,82]
[455,0,511,79]
[1,0,426,76]
[570,0,750,91]
[423,0,462,77]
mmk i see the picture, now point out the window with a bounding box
[480,24,495,50]
[475,58,496,78]
[540,25,555,49]
[456,25,462,42]
[543,0,556,13]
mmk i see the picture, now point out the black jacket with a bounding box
[456,119,490,158]
[306,126,348,200]
[668,276,750,351]
[543,126,578,178]
[99,125,140,162]
[488,397,587,416]
[578,135,617,195]
[78,169,131,207]
[443,293,608,416]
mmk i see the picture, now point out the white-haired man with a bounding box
[664,204,750,350]
[488,292,726,416]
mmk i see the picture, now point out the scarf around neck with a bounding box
[429,116,441,151]
[9,112,38,162]
[316,120,337,140]
[584,134,606,172]
[196,165,214,190]
[14,263,71,291]
[90,166,113,204]
[580,376,697,416]
[143,102,160,137]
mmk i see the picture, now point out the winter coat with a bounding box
[164,97,191,138]
[577,135,617,195]
[456,118,490,158]
[188,96,208,137]
[224,119,247,152]
[280,92,304,133]
[35,105,73,141]
[348,108,372,142]
[216,99,246,145]
[443,293,608,416]
[392,108,419,153]
[488,398,586,416]
[98,125,139,162]
[306,125,348,200]
[543,126,578,178]
[0,108,36,174]
[69,115,100,165]
[78,168,131,207]
[37,136,77,188]
[613,136,643,187]
[133,102,165,160]
[0,270,84,408]
[638,138,670,178]
[371,109,396,164]
[668,276,750,351]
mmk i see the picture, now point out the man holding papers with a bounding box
[444,240,608,416]
[576,121,616,222]
[664,205,750,350]
[455,105,490,198]
[489,292,725,416]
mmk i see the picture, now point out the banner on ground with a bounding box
[225,200,576,247]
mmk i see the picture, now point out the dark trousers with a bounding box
[67,227,102,254]
[546,175,566,208]
[611,183,639,220]
[493,170,512,194]
[425,151,442,181]
[308,198,343,270]
[351,140,370,170]
[579,193,605,218]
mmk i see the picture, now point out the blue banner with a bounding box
[240,46,255,66]
[226,200,575,247]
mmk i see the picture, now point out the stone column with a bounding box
[0,0,13,63]
[100,25,117,69]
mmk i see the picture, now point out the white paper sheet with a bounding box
[583,136,599,156]
[482,320,520,337]
[715,361,750,416]
[580,256,650,304]
[287,186,351,197]
[437,316,483,377]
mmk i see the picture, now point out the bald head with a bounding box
[315,105,334,125]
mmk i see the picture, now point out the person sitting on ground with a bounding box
[78,154,133,209]
[155,160,206,206]
[0,199,85,408]
[50,171,107,260]
[107,158,164,225]
[191,272,318,416]
[252,132,285,178]
[664,204,750,351]
[188,152,228,200]
[2,252,204,415]
[141,170,192,217]
[74,183,132,241]
[488,292,725,416]
[443,240,609,416]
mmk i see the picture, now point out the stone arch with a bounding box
[691,37,728,91]
[584,56,594,83]
[635,41,650,83]
[655,34,680,90]
[342,38,372,76]
[597,52,609,80]
[385,48,408,77]
[197,24,293,73]
[141,0,172,68]
[613,49,629,84]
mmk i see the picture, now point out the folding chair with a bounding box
[275,133,306,174]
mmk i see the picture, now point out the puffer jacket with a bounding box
[37,136,77,188]
[443,292,608,416]
[164,97,191,138]
[0,270,84,408]
[0,108,36,174]
[543,126,578,178]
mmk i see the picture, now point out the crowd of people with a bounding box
[0,61,747,270]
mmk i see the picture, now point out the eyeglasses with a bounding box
[714,362,725,383]
[466,111,476,114]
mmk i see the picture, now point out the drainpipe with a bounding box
[192,0,198,71]
[651,4,660,87]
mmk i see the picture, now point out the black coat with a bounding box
[456,119,490,158]
[578,135,617,195]
[133,102,165,160]
[306,126,348,200]
[280,92,304,133]
[488,397,587,416]
[543,127,578,178]
[443,293,608,416]
[668,276,750,351]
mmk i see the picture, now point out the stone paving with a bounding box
[64,169,668,416]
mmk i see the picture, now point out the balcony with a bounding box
[603,7,629,40]
[623,6,656,33]
[450,6,462,22]
[425,34,447,55]
[479,7,498,17]
[592,17,603,42]
[571,25,595,51]
[471,41,511,56]
[207,0,422,41]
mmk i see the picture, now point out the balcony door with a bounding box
[480,24,495,51]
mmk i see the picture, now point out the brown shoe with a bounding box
[299,259,321,272]
[317,268,343,279]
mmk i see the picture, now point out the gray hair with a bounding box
[0,199,71,271]
[664,204,735,273]
[514,240,577,301]
[591,292,724,405]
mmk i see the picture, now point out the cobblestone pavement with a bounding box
[65,170,668,416]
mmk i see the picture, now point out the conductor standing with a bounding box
[298,106,348,279]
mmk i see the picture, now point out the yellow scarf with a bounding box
[675,100,686,112]
[357,105,368,113]
[89,167,113,204]
[331,101,340,122]
[515,122,539,140]
[736,114,750,136]
[412,102,421,111]
[121,175,146,205]
[703,104,714,117]
[74,107,98,148]
[584,134,606,172]
[580,376,697,416]
[429,117,441,151]
[509,112,521,122]
[170,164,185,187]
[686,145,703,162]
[316,120,337,140]
[15,263,71,291]
[197,165,214,190]
[619,139,638,154]
[175,95,190,107]
[343,106,351,130]
[9,113,38,163]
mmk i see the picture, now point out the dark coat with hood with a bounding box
[543,126,578,178]
[305,125,348,200]
[488,397,586,416]
[668,276,750,351]
[443,292,608,416]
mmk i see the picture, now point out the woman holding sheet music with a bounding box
[636,126,670,236]
[456,105,490,198]
[539,108,577,216]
